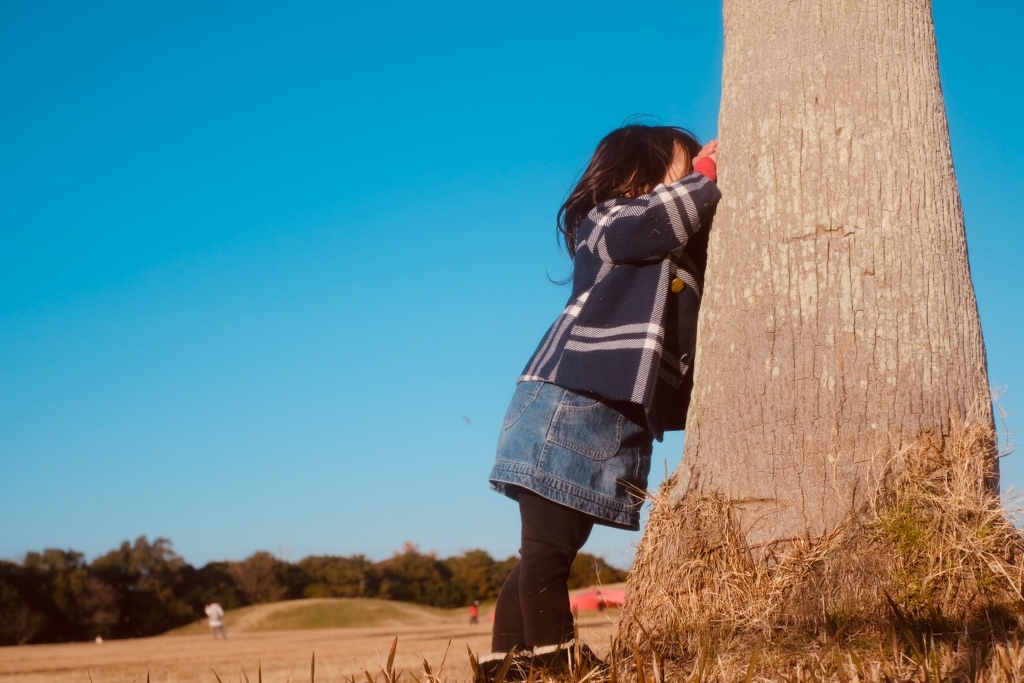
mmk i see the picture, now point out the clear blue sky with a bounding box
[1,2,1021,569]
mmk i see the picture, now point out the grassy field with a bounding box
[5,590,1024,681]
[0,593,621,683]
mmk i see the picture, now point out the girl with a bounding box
[484,124,720,677]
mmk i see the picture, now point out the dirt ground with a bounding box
[0,617,617,683]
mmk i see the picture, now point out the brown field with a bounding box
[0,601,618,683]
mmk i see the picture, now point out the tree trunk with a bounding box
[620,0,1000,655]
[676,0,990,550]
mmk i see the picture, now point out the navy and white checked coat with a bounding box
[520,171,721,440]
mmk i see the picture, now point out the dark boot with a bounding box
[474,649,533,683]
[530,639,608,677]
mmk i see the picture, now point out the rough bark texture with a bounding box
[667,0,991,546]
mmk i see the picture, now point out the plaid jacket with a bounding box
[520,171,721,440]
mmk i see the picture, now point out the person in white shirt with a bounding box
[204,602,226,639]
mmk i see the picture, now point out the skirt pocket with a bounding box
[547,390,625,461]
[502,381,543,430]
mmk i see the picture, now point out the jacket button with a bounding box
[670,278,685,293]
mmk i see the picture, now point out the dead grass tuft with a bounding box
[616,419,1024,680]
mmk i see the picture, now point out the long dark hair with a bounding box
[557,125,701,257]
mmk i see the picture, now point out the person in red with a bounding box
[469,600,480,625]
[483,124,719,679]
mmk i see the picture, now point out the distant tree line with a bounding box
[0,537,628,645]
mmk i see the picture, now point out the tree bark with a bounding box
[673,0,991,545]
[619,0,998,654]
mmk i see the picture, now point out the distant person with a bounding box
[483,124,720,679]
[205,602,227,639]
[469,600,480,625]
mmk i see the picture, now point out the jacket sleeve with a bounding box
[600,172,721,263]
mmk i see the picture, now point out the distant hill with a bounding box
[165,598,462,636]
[166,584,627,636]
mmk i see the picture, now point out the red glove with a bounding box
[693,156,717,182]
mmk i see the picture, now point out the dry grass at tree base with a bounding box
[615,419,1024,682]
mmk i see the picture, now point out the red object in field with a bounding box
[569,587,625,612]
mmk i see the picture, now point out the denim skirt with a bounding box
[489,381,654,531]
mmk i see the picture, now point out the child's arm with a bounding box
[598,173,721,263]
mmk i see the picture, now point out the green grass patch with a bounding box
[255,598,453,631]
[165,597,460,636]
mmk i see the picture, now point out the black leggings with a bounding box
[491,490,595,652]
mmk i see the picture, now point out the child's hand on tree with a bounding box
[694,139,717,164]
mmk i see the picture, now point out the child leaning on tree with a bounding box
[483,123,720,677]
